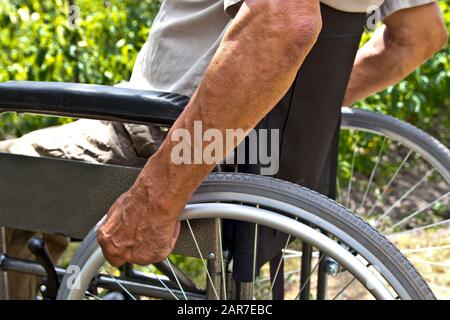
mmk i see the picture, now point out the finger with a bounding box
[170,220,181,248]
[173,220,181,238]
[97,231,126,267]
[102,251,126,267]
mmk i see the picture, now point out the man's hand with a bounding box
[97,0,322,267]
[97,177,181,267]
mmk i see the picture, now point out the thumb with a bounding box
[170,220,181,248]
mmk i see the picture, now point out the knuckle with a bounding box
[132,250,153,265]
[109,257,124,268]
[154,252,168,263]
[96,229,106,243]
[134,256,152,266]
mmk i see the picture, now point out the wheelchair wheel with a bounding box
[57,173,434,300]
[340,108,449,298]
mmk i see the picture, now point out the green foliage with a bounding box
[0,0,448,142]
[338,1,449,183]
[1,0,448,286]
[0,0,161,139]
[355,1,450,143]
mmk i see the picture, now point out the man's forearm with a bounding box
[134,0,322,214]
[97,0,323,267]
[343,26,414,106]
[343,3,447,106]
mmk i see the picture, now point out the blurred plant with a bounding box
[355,1,449,143]
[0,0,161,138]
[0,0,448,290]
[339,1,449,182]
[0,0,448,164]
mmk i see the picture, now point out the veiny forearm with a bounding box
[97,1,446,267]
[135,0,322,215]
[344,2,447,106]
[343,27,414,106]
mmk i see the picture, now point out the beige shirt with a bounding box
[127,0,436,97]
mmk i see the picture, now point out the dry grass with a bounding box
[59,230,449,300]
[391,228,450,299]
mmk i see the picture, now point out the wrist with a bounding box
[343,90,357,106]
[132,148,191,217]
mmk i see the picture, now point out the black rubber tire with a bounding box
[341,107,450,182]
[58,173,435,300]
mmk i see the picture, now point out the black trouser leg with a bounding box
[231,5,366,286]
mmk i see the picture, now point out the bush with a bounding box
[354,1,450,143]
[0,0,448,142]
[0,0,161,139]
[338,1,449,183]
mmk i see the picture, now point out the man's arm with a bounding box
[97,0,322,266]
[343,2,447,106]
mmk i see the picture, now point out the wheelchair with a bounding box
[0,81,448,300]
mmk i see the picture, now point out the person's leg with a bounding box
[275,6,366,191]
[0,119,154,299]
[3,230,71,300]
[232,4,367,282]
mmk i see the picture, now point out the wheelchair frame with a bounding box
[0,81,226,299]
[0,81,447,300]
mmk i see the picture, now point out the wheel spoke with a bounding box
[346,130,359,209]
[101,267,137,300]
[265,237,291,299]
[252,223,259,300]
[402,245,450,254]
[386,192,449,232]
[295,254,325,300]
[166,258,187,300]
[186,219,220,300]
[374,168,435,227]
[331,262,373,300]
[217,218,227,300]
[407,258,450,268]
[359,137,387,210]
[366,150,413,216]
[388,218,450,238]
[266,218,300,299]
[85,291,102,300]
[332,276,356,300]
[152,271,180,300]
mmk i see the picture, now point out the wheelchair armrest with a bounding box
[0,81,189,125]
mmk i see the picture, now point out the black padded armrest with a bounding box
[0,81,189,125]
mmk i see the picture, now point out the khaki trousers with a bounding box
[0,119,165,299]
